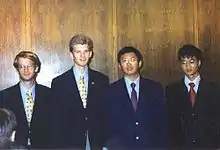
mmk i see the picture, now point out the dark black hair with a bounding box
[178,44,202,61]
[117,46,143,63]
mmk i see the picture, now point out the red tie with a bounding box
[189,82,196,107]
[131,83,137,111]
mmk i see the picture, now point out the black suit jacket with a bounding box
[1,83,51,149]
[49,68,109,149]
[105,77,168,149]
[166,78,220,149]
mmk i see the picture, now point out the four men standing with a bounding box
[0,35,220,149]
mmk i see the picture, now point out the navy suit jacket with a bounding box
[49,68,109,149]
[1,83,51,149]
[105,77,168,149]
[166,78,220,149]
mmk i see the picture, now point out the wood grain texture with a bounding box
[30,0,114,86]
[116,0,196,85]
[197,0,220,82]
[0,0,220,90]
[0,0,24,90]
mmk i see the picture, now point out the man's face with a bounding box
[17,58,38,82]
[70,44,92,67]
[180,56,201,80]
[119,52,141,77]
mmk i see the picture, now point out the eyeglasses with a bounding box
[121,57,138,63]
[18,64,35,70]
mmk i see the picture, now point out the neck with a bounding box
[125,73,140,81]
[74,64,87,74]
[20,80,35,89]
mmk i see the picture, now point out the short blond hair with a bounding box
[13,51,41,73]
[69,34,93,52]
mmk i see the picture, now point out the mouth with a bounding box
[126,67,133,71]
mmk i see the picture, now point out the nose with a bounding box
[126,60,132,65]
[80,52,85,58]
[185,62,190,69]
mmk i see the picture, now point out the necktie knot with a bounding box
[26,90,32,97]
[80,75,84,79]
[189,82,195,88]
[131,83,136,89]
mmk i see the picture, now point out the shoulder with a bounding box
[1,84,19,94]
[51,69,73,85]
[109,78,123,88]
[89,69,109,81]
[140,77,163,91]
[200,78,218,87]
[36,84,50,92]
[166,80,182,90]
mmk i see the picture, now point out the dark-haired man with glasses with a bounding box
[1,51,50,149]
[105,46,168,149]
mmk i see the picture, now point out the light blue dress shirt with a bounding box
[124,76,140,100]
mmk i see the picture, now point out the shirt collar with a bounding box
[124,76,140,87]
[184,75,201,87]
[73,66,88,81]
[19,82,36,100]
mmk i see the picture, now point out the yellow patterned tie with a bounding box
[79,75,87,108]
[26,90,34,124]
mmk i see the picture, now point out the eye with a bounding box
[121,59,128,63]
[130,58,137,62]
[190,60,195,63]
[181,61,186,64]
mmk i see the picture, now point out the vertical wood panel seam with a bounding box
[193,0,199,46]
[112,0,118,81]
[25,0,31,51]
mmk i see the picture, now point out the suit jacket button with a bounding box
[192,113,196,119]
[192,137,196,143]
[136,136,139,140]
[135,122,139,125]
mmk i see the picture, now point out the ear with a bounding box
[198,60,201,67]
[10,130,16,142]
[138,60,142,68]
[35,66,39,72]
[89,51,93,58]
[118,64,122,70]
[69,52,74,60]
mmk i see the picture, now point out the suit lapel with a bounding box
[179,79,193,111]
[66,69,85,108]
[87,69,94,107]
[120,79,136,114]
[14,84,29,126]
[137,77,146,111]
[31,84,41,125]
[194,79,207,109]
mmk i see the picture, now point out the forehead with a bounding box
[73,44,89,51]
[120,52,137,59]
[180,56,198,61]
[17,57,34,64]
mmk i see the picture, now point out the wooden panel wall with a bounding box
[198,0,220,82]
[0,0,220,90]
[29,0,114,86]
[116,0,196,85]
[0,0,24,90]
